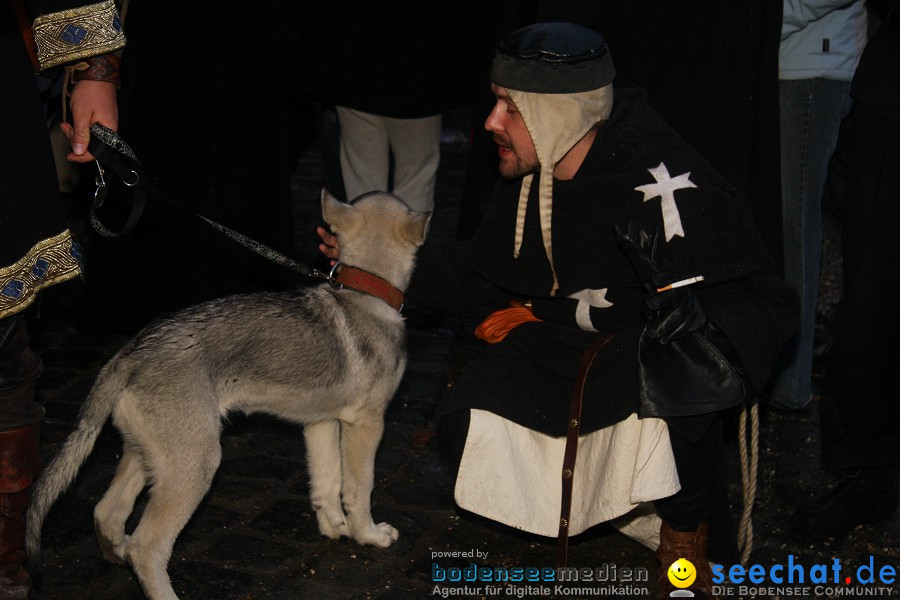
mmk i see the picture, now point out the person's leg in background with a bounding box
[793,99,900,534]
[764,77,852,411]
[384,114,442,213]
[335,107,391,202]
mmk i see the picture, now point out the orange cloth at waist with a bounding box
[474,302,541,344]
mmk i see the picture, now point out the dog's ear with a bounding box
[321,189,356,233]
[401,211,431,247]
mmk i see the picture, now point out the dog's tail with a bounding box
[25,359,126,587]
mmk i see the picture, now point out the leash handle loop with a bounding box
[84,124,337,284]
[87,124,146,237]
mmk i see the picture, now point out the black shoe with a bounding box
[791,468,897,536]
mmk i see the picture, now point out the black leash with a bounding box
[86,123,331,283]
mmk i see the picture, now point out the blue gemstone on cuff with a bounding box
[60,24,89,45]
[112,14,121,32]
[70,242,84,264]
[1,281,24,299]
[32,259,50,279]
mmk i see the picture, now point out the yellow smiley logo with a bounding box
[667,558,697,588]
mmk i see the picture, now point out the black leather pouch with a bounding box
[637,321,747,418]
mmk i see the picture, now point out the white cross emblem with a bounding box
[634,162,697,241]
[568,288,613,332]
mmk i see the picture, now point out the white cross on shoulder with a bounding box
[567,288,613,332]
[634,162,697,241]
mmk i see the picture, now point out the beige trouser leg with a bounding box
[336,106,440,212]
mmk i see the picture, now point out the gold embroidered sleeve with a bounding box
[32,0,126,72]
[0,231,82,320]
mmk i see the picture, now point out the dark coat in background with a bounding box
[295,1,499,118]
[821,0,900,474]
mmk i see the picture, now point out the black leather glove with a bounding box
[615,220,706,344]
[614,219,658,291]
[645,274,707,344]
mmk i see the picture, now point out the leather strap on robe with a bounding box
[556,333,615,568]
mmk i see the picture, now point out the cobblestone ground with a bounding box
[27,109,898,600]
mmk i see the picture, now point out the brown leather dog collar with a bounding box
[329,262,405,312]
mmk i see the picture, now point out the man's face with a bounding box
[485,84,539,180]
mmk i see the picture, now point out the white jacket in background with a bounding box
[780,0,868,80]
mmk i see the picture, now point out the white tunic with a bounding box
[454,409,680,548]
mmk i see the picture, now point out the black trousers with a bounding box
[654,416,721,530]
[821,100,900,474]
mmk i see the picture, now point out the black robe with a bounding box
[412,89,798,436]
[1,0,124,320]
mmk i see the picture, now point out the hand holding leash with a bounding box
[62,80,118,162]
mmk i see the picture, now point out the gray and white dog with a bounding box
[26,190,430,600]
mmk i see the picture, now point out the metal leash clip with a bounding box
[328,261,344,289]
[93,160,107,208]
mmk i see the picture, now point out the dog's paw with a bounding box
[355,522,399,548]
[316,513,350,540]
[376,522,400,545]
[98,533,129,565]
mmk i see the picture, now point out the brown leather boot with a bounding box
[0,317,45,600]
[656,521,717,600]
[0,422,42,600]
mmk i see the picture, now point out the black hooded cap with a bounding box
[491,22,615,94]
